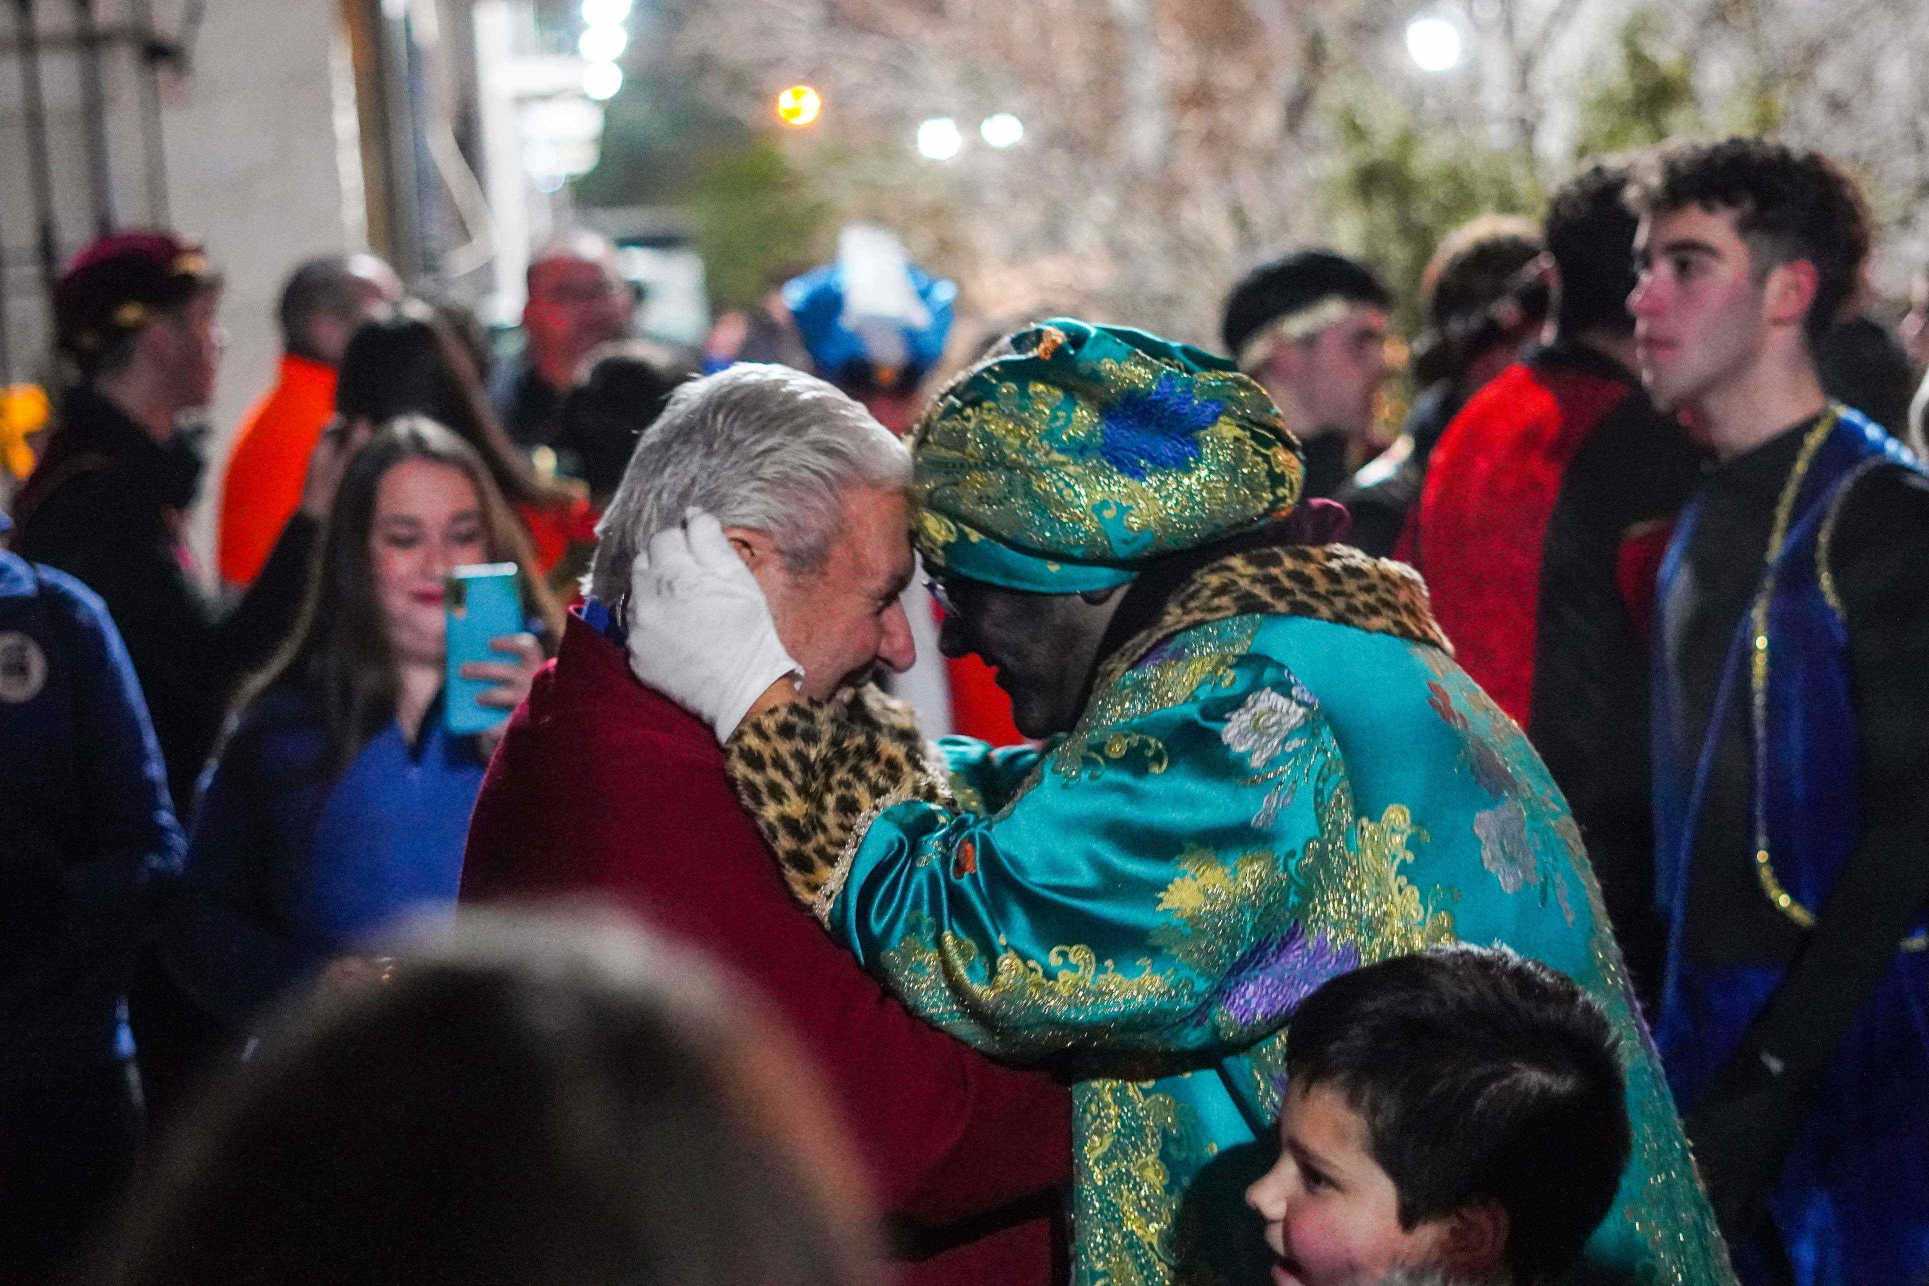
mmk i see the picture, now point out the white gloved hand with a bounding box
[626,510,801,741]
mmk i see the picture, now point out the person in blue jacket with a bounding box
[0,509,185,1278]
[165,418,557,1036]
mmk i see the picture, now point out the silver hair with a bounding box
[587,363,911,611]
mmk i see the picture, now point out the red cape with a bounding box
[461,614,1069,1282]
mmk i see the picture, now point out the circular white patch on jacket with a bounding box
[0,632,48,703]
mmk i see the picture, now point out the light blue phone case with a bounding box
[444,562,522,736]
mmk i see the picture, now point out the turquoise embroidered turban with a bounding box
[911,318,1304,593]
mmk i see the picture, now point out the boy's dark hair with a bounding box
[1286,945,1630,1284]
[1222,249,1393,357]
[1544,160,1640,339]
[1625,137,1871,349]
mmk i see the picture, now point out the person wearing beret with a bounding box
[627,320,1735,1285]
[11,231,361,818]
[12,231,365,1123]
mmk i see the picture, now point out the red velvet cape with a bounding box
[460,614,1069,1282]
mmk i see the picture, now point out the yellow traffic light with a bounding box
[776,84,822,127]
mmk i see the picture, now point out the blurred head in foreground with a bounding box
[91,908,883,1286]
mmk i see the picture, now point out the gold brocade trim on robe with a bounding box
[1075,1077,1207,1286]
[1089,542,1452,701]
[1292,780,1459,961]
[1055,616,1258,782]
[877,915,1193,1063]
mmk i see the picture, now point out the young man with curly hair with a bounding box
[1629,136,1929,1284]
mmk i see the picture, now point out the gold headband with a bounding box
[1235,295,1366,373]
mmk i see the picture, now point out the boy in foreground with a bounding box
[1247,946,1630,1286]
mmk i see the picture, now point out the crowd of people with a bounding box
[4,132,1928,1286]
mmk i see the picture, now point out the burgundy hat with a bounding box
[54,229,217,360]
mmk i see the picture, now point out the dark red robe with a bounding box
[461,613,1069,1282]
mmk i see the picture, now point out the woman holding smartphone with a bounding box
[165,418,562,1036]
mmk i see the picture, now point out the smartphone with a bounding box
[444,562,523,736]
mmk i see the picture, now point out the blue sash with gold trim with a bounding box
[1652,406,1929,1283]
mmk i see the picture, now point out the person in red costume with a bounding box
[460,362,1070,1285]
[1406,161,1704,1004]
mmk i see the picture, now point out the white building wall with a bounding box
[164,0,360,573]
[0,0,362,574]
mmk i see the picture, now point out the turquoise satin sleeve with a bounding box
[820,613,1733,1283]
[829,654,1345,1062]
[936,736,1050,814]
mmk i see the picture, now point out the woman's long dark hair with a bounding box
[335,300,577,511]
[239,417,563,774]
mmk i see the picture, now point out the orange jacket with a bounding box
[218,355,337,588]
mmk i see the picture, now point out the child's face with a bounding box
[1245,1083,1455,1286]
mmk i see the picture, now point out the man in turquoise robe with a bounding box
[628,319,1732,1285]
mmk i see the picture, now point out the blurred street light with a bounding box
[980,113,1024,149]
[521,95,605,188]
[584,60,623,101]
[581,0,633,22]
[1405,13,1464,72]
[917,116,963,160]
[579,23,629,63]
[776,84,823,127]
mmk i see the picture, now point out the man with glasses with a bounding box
[493,229,637,469]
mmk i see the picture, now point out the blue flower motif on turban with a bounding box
[911,318,1306,593]
[1095,372,1223,480]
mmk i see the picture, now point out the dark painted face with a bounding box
[934,575,1120,738]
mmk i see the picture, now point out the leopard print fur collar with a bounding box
[1092,543,1452,695]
